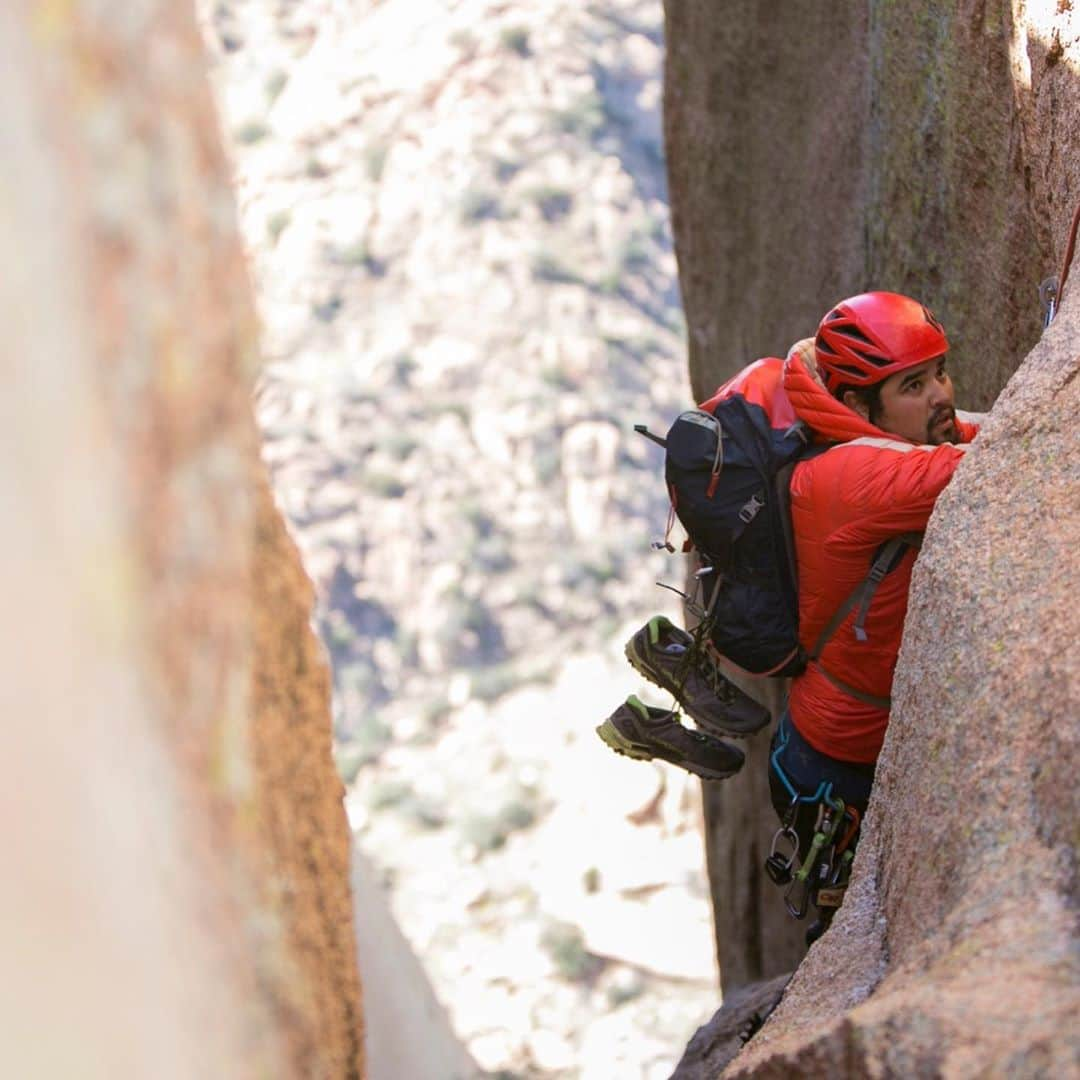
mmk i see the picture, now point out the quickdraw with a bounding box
[782,794,847,919]
[1041,198,1080,328]
[766,739,863,932]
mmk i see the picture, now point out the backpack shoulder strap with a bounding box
[774,461,801,595]
[808,532,923,709]
[774,428,830,596]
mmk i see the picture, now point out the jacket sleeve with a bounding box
[825,440,971,543]
[955,412,983,442]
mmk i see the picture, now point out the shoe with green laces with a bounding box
[596,695,745,781]
[624,616,771,738]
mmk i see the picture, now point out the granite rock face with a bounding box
[726,291,1080,1078]
[1,2,362,1075]
[662,0,1080,991]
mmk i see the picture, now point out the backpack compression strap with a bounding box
[809,532,923,710]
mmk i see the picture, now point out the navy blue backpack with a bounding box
[639,360,921,682]
[637,383,823,678]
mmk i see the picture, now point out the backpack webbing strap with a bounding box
[816,667,892,711]
[774,462,800,596]
[633,423,667,449]
[849,531,923,642]
[809,532,923,711]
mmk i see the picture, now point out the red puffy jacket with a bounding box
[782,349,979,764]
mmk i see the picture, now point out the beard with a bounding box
[928,405,959,445]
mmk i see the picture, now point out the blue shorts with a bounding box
[768,710,876,818]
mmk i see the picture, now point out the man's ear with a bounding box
[842,389,870,421]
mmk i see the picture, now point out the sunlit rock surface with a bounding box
[1,2,362,1075]
[665,3,1080,407]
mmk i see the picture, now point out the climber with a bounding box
[598,291,982,938]
[773,295,978,805]
[767,292,981,939]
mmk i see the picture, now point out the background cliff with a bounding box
[662,0,1080,992]
[2,3,362,1075]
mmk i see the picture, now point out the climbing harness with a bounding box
[765,719,863,935]
[782,794,848,920]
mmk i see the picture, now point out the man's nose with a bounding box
[929,378,951,406]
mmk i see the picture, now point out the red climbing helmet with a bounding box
[814,291,949,395]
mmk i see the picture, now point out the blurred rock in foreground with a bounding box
[1,2,362,1075]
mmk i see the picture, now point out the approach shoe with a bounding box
[624,615,771,739]
[596,696,745,782]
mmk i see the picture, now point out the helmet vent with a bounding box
[834,362,869,379]
[833,339,888,368]
[814,333,838,357]
[836,324,875,346]
[862,350,890,368]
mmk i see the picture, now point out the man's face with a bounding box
[852,356,959,445]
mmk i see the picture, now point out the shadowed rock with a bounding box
[670,974,791,1079]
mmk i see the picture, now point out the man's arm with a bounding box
[824,438,971,543]
[955,410,985,442]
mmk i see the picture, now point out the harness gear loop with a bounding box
[780,792,848,920]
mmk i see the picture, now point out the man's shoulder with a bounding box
[792,433,971,498]
[823,435,973,457]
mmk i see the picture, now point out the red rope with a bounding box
[1056,199,1080,302]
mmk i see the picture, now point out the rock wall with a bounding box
[1,2,362,1075]
[253,481,366,1076]
[662,0,1080,991]
[664,2,1080,407]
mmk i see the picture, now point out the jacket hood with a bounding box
[783,339,884,443]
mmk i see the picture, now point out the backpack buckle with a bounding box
[739,493,765,524]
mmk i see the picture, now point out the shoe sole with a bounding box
[623,637,769,740]
[595,720,741,782]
